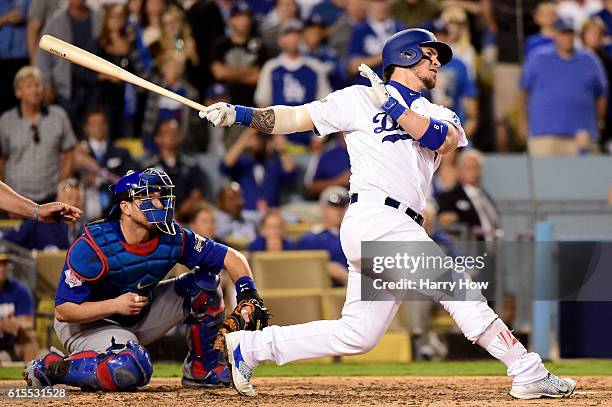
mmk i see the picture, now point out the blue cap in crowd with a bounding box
[304,13,327,28]
[205,83,229,101]
[230,2,252,17]
[554,17,575,32]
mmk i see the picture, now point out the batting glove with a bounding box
[358,63,407,122]
[199,102,236,127]
[358,63,390,106]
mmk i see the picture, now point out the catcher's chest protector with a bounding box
[83,221,184,294]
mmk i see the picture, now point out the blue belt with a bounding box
[349,193,424,226]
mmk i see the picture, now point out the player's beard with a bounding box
[411,68,437,89]
[420,73,437,89]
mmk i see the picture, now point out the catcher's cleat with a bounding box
[181,359,230,388]
[23,358,53,388]
[222,332,255,397]
[509,373,576,399]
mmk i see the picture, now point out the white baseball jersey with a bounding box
[306,85,468,213]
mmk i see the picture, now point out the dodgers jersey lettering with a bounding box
[306,83,467,213]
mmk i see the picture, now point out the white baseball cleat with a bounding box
[222,332,256,397]
[509,373,576,399]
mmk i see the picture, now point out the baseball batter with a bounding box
[23,168,269,391]
[202,29,576,400]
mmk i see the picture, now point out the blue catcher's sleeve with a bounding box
[55,262,93,306]
[180,227,229,274]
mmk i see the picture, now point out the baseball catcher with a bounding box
[23,168,268,391]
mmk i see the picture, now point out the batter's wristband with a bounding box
[419,117,449,150]
[234,105,254,126]
[381,97,407,122]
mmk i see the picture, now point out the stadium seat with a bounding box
[115,138,145,159]
[35,251,67,299]
[225,236,251,251]
[0,219,22,231]
[36,298,62,351]
[250,250,330,290]
[343,332,412,363]
[284,222,314,241]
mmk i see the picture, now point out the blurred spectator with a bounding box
[304,133,350,199]
[556,0,603,32]
[439,6,476,79]
[327,0,366,61]
[141,51,205,146]
[203,83,233,155]
[149,4,199,79]
[184,0,230,96]
[518,18,608,156]
[35,0,101,133]
[75,106,134,219]
[429,20,478,139]
[187,201,218,239]
[27,0,63,64]
[95,3,145,139]
[303,14,345,90]
[437,150,500,241]
[215,182,258,241]
[141,118,211,221]
[255,20,331,145]
[390,0,441,29]
[347,0,405,85]
[2,179,84,251]
[310,0,346,27]
[0,253,37,361]
[211,2,266,107]
[141,0,167,46]
[248,209,295,252]
[582,18,612,154]
[0,0,30,114]
[126,0,155,138]
[524,0,557,59]
[296,186,349,286]
[0,66,76,202]
[261,0,299,55]
[482,0,539,151]
[431,149,458,198]
[594,0,612,45]
[422,200,460,257]
[221,129,296,212]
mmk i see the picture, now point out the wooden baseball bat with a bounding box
[39,34,207,112]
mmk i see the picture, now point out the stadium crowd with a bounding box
[0,0,610,361]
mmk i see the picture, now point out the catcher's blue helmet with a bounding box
[108,168,176,235]
[382,28,452,72]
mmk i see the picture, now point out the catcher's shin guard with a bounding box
[26,340,152,391]
[177,272,229,387]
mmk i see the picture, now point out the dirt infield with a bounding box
[2,376,611,406]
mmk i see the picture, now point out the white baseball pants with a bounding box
[239,199,548,385]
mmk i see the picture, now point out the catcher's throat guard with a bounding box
[109,168,177,235]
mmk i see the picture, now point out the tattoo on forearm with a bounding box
[251,108,275,133]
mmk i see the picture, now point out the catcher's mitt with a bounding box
[214,289,270,350]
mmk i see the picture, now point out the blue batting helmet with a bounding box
[108,168,176,235]
[382,28,453,72]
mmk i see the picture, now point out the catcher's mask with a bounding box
[108,168,177,235]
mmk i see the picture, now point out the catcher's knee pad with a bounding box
[44,340,153,392]
[174,270,220,298]
[98,340,153,391]
[181,279,227,385]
